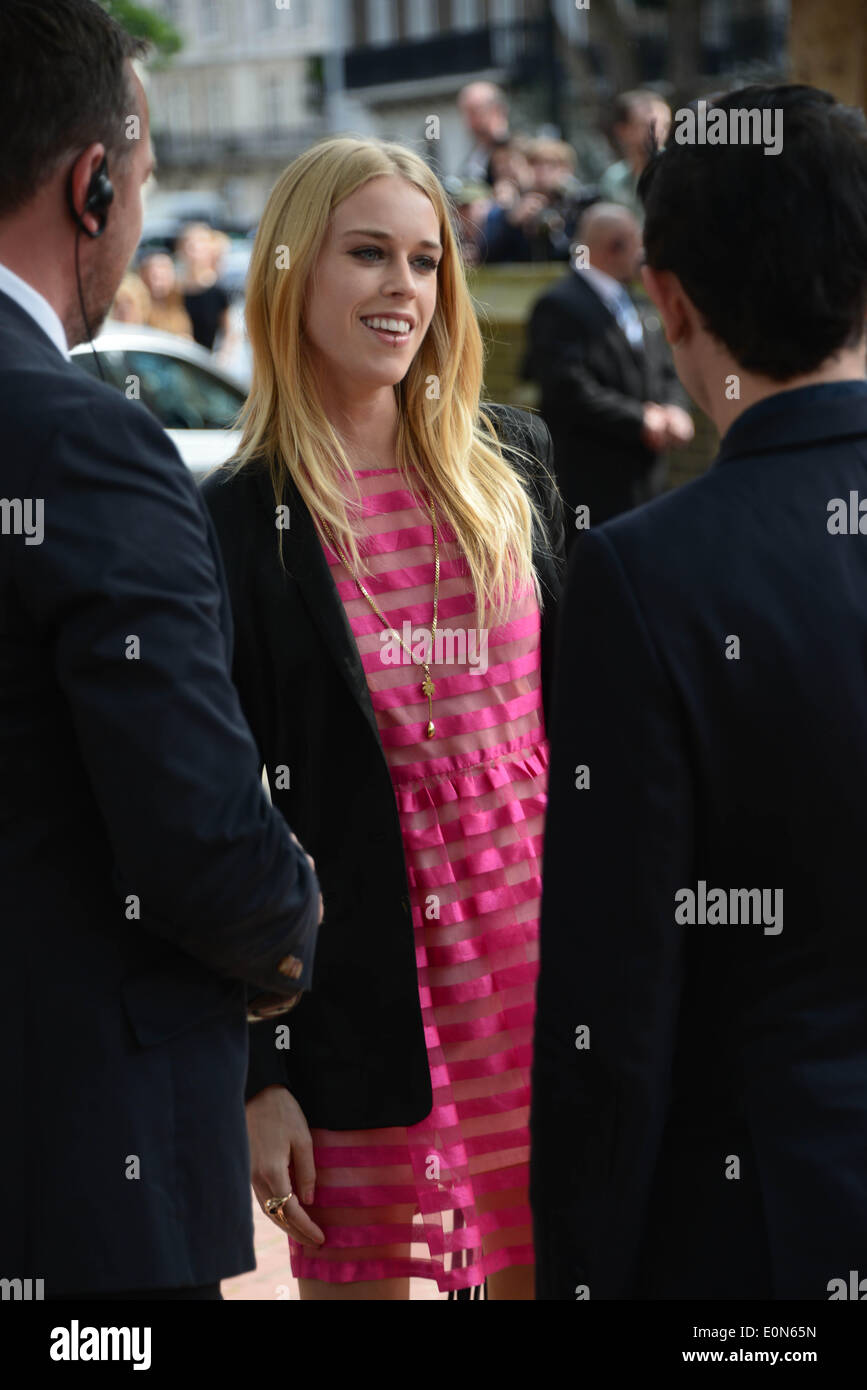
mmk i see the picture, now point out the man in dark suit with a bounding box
[532,85,867,1299]
[0,0,320,1299]
[523,202,694,538]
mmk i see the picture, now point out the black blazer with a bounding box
[532,382,867,1299]
[0,290,320,1294]
[523,268,687,528]
[202,404,566,1130]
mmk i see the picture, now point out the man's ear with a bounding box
[66,144,108,239]
[641,264,690,348]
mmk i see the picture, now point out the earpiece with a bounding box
[67,155,114,240]
[67,153,115,384]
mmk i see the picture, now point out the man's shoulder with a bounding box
[532,270,588,314]
[0,331,153,432]
[595,437,829,585]
[0,337,192,499]
[594,467,733,579]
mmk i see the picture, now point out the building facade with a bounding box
[143,0,553,219]
[142,0,790,223]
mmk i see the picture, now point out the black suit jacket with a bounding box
[523,268,687,528]
[532,382,867,1299]
[0,289,320,1294]
[202,405,565,1129]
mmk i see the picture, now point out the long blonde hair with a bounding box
[231,136,553,627]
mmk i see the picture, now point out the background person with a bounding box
[138,249,194,337]
[599,90,673,220]
[111,268,151,323]
[484,138,598,264]
[523,201,692,535]
[457,80,511,184]
[444,178,492,266]
[177,220,231,351]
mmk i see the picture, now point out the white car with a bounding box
[70,322,248,480]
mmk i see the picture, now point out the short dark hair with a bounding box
[0,0,149,218]
[612,89,664,128]
[638,84,867,380]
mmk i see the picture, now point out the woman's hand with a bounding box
[247,1085,325,1246]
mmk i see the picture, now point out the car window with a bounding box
[122,350,245,429]
[72,348,130,392]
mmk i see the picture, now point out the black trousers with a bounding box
[47,1283,222,1300]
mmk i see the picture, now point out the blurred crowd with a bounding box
[112,83,674,340]
[112,220,242,369]
[107,81,693,529]
[447,82,672,265]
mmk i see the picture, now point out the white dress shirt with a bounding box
[0,259,70,361]
[577,264,645,350]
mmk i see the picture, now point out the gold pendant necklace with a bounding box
[319,493,440,740]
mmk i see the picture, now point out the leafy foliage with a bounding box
[98,0,182,61]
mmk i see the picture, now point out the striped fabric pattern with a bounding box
[289,465,548,1290]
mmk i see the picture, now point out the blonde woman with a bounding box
[203,137,565,1301]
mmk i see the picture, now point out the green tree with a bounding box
[98,0,182,63]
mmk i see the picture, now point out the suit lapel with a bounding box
[261,468,382,744]
[573,275,644,388]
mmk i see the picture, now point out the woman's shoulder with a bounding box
[199,458,283,579]
[479,402,552,466]
[480,403,564,558]
[200,456,272,524]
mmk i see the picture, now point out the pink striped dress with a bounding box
[289,463,549,1291]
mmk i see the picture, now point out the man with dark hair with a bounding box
[0,0,321,1299]
[532,85,867,1299]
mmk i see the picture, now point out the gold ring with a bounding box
[265,1193,293,1224]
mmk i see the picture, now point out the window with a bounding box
[121,351,245,430]
[71,349,129,394]
[262,0,308,25]
[200,0,223,36]
[207,79,229,134]
[406,0,436,39]
[168,84,192,136]
[262,75,283,134]
[367,0,394,45]
[451,0,480,30]
[72,349,244,430]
